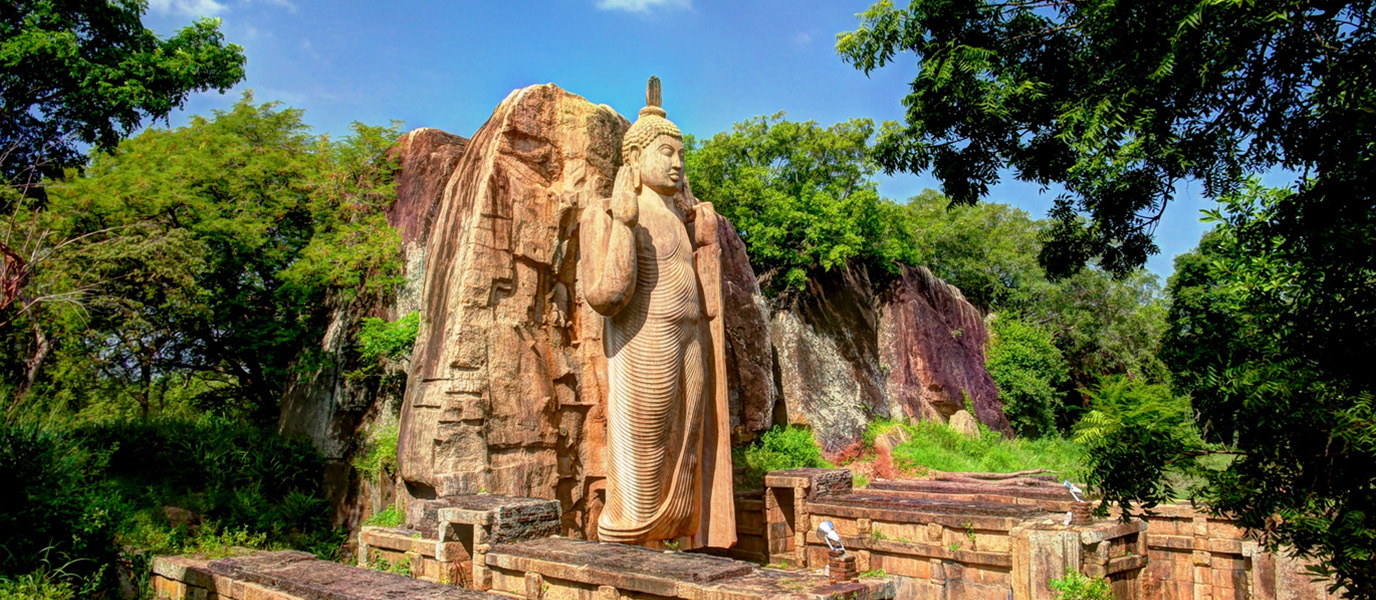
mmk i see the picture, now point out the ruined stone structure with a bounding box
[577,77,734,549]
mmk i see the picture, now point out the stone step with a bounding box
[152,550,500,600]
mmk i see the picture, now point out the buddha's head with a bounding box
[622,76,685,197]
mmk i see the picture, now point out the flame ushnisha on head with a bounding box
[622,76,682,160]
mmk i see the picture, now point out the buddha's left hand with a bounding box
[688,202,720,248]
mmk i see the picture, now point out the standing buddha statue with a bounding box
[578,77,735,549]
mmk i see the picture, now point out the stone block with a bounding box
[764,469,853,498]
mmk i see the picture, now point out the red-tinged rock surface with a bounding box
[879,265,1011,436]
[773,263,1012,455]
[396,84,774,539]
[387,128,471,247]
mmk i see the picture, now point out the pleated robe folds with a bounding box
[579,192,735,550]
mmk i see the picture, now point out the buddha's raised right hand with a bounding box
[609,164,640,227]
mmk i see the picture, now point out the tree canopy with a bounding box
[685,114,917,294]
[0,0,245,195]
[838,0,1374,279]
[8,96,402,423]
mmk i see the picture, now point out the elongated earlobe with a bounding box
[627,148,642,193]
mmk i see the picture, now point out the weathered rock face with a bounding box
[772,263,1011,455]
[878,265,1009,435]
[717,218,775,440]
[771,265,888,455]
[278,128,470,460]
[277,126,470,526]
[396,84,774,539]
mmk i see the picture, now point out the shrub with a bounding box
[0,424,121,590]
[1048,569,1112,600]
[1074,375,1200,512]
[365,503,404,528]
[353,421,399,481]
[2,415,345,596]
[736,425,833,488]
[986,316,1071,438]
[356,313,420,363]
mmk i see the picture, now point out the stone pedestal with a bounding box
[359,494,560,588]
[829,550,858,584]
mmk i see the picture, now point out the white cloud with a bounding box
[594,0,690,13]
[148,0,295,16]
[248,0,297,13]
[793,32,813,47]
[147,0,228,16]
[299,38,321,60]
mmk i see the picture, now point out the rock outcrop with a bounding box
[772,263,1011,455]
[396,84,774,539]
[878,265,1008,435]
[276,126,469,524]
[276,82,1011,536]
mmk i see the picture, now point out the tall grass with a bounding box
[885,420,1085,480]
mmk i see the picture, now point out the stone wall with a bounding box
[757,469,1145,600]
[1138,505,1335,600]
[793,475,1338,600]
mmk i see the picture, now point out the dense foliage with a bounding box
[1,1,246,406]
[0,417,340,596]
[0,1,244,191]
[685,114,917,294]
[4,96,402,423]
[986,316,1069,438]
[839,0,1374,280]
[1152,181,1375,596]
[900,190,1048,312]
[1073,376,1199,515]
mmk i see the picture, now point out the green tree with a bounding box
[685,114,917,294]
[838,0,1374,280]
[13,96,401,422]
[1,0,245,400]
[901,189,1049,313]
[1030,268,1169,392]
[1156,181,1376,597]
[986,316,1069,438]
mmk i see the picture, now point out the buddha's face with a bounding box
[637,135,685,196]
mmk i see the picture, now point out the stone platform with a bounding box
[484,536,895,600]
[152,550,501,600]
[760,468,1147,600]
[361,494,563,587]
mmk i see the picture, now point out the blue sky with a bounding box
[142,0,1218,279]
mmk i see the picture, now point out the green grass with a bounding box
[884,420,1084,480]
[364,503,404,528]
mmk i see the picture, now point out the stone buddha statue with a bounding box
[578,77,735,549]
